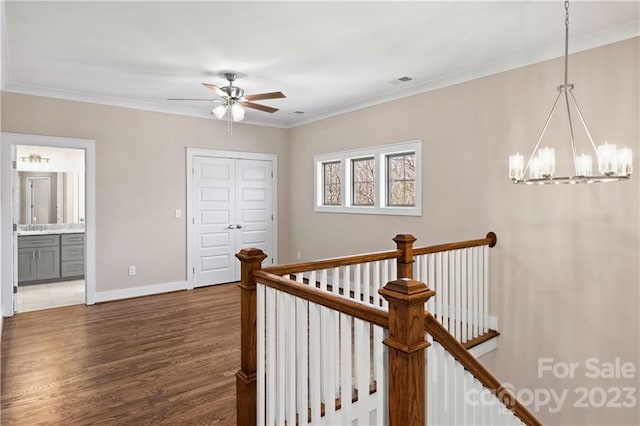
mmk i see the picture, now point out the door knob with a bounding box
[236,224,243,229]
[227,224,236,229]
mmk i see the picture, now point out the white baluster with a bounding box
[322,307,337,421]
[284,292,296,424]
[319,269,327,292]
[373,324,384,424]
[455,249,462,340]
[478,247,485,336]
[427,254,435,314]
[354,264,362,303]
[257,284,266,424]
[354,318,370,422]
[449,251,455,335]
[340,313,353,424]
[373,261,381,307]
[442,251,449,331]
[296,295,309,425]
[484,245,489,334]
[363,262,371,306]
[461,249,468,344]
[309,301,321,423]
[343,265,351,298]
[276,291,285,424]
[473,247,479,339]
[435,252,442,324]
[265,287,276,425]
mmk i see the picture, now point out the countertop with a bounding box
[17,227,85,236]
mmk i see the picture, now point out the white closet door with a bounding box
[235,159,274,266]
[192,156,237,286]
[192,156,274,286]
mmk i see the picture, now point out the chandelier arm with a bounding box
[522,90,563,178]
[568,91,599,154]
[564,88,579,175]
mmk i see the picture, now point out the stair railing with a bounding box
[237,233,541,425]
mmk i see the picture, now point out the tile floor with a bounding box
[17,280,85,312]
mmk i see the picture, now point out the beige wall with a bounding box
[288,38,639,425]
[1,94,290,292]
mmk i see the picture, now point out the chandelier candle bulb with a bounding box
[617,147,633,176]
[576,154,592,176]
[538,147,555,178]
[509,154,524,180]
[597,143,617,176]
[529,157,541,179]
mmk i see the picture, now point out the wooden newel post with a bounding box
[394,234,417,279]
[235,248,267,426]
[379,278,435,426]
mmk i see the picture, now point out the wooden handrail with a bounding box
[253,270,389,328]
[414,231,497,256]
[262,249,401,276]
[424,313,542,426]
[264,232,497,276]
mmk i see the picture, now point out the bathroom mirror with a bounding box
[17,171,85,225]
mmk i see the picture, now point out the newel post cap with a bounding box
[236,248,268,263]
[379,278,434,304]
[393,234,417,245]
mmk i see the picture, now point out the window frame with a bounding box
[313,140,422,216]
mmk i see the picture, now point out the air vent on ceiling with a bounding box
[398,76,413,82]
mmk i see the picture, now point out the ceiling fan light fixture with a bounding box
[231,103,245,122]
[212,104,228,119]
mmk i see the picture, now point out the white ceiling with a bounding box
[2,1,638,128]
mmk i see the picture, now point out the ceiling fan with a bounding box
[168,72,286,122]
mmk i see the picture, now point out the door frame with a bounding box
[1,133,96,316]
[186,148,278,290]
[25,176,52,224]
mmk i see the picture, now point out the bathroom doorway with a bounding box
[1,133,96,316]
[15,146,86,312]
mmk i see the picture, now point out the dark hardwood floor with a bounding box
[1,283,240,425]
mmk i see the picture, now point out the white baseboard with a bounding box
[94,280,188,303]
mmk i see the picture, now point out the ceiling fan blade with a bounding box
[202,83,228,98]
[167,98,220,101]
[241,101,279,114]
[243,91,286,101]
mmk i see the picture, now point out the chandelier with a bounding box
[508,1,632,185]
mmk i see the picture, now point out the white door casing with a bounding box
[188,149,276,288]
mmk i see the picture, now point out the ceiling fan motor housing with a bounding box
[223,86,244,100]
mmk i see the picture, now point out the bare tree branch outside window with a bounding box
[387,152,416,206]
[352,157,375,206]
[323,161,342,205]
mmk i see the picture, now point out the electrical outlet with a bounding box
[296,251,302,260]
[175,209,182,218]
[128,265,136,276]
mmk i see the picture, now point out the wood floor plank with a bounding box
[1,283,240,425]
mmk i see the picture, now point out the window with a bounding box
[387,152,416,206]
[323,161,342,205]
[352,157,375,206]
[314,140,422,216]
